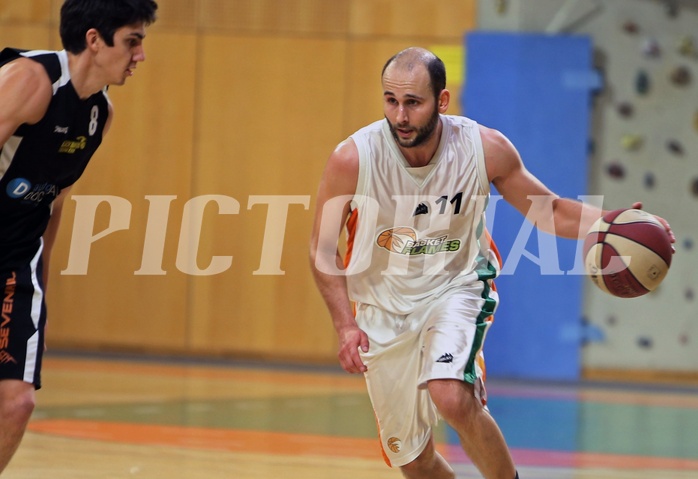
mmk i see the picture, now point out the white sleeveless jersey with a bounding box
[345,115,500,314]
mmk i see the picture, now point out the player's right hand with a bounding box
[337,326,369,374]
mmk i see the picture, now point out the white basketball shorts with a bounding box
[355,281,497,467]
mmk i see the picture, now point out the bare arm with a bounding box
[309,139,369,373]
[42,186,73,288]
[482,125,605,239]
[482,125,675,244]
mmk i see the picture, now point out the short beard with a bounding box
[387,106,440,148]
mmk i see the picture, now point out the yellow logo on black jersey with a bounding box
[59,136,87,154]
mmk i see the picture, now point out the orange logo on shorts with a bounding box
[1,272,17,356]
[0,350,16,364]
[387,437,401,453]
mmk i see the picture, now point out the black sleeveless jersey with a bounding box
[0,48,109,270]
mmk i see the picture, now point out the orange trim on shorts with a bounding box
[372,413,393,467]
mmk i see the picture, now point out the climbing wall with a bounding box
[477,0,698,375]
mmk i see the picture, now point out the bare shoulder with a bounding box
[0,57,52,95]
[0,57,52,124]
[479,124,514,156]
[329,138,359,171]
[478,124,522,183]
[319,138,359,198]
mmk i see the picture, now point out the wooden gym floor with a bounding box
[5,352,698,479]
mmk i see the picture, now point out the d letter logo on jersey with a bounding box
[6,178,31,199]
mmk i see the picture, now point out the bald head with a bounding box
[382,47,446,101]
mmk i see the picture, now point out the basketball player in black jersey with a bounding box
[0,0,158,473]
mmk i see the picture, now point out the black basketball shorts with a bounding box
[0,250,47,389]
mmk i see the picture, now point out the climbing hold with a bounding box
[635,70,650,95]
[617,102,634,118]
[496,0,507,15]
[685,288,694,301]
[641,38,661,58]
[677,36,696,57]
[684,237,694,251]
[588,138,596,155]
[622,21,639,34]
[664,0,680,17]
[607,162,626,180]
[621,134,643,151]
[644,172,656,190]
[670,65,691,86]
[666,139,684,155]
[690,178,698,198]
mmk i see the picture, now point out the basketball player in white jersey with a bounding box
[309,47,674,479]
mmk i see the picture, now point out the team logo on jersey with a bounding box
[376,227,461,255]
[387,437,401,453]
[413,202,429,216]
[59,135,87,154]
[6,178,32,199]
[5,179,58,205]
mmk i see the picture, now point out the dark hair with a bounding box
[425,55,446,100]
[381,49,447,101]
[60,0,158,54]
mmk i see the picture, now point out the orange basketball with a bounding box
[583,209,672,298]
[376,227,417,253]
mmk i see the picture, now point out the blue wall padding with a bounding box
[462,32,595,380]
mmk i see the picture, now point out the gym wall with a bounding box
[0,0,476,363]
[478,0,698,379]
